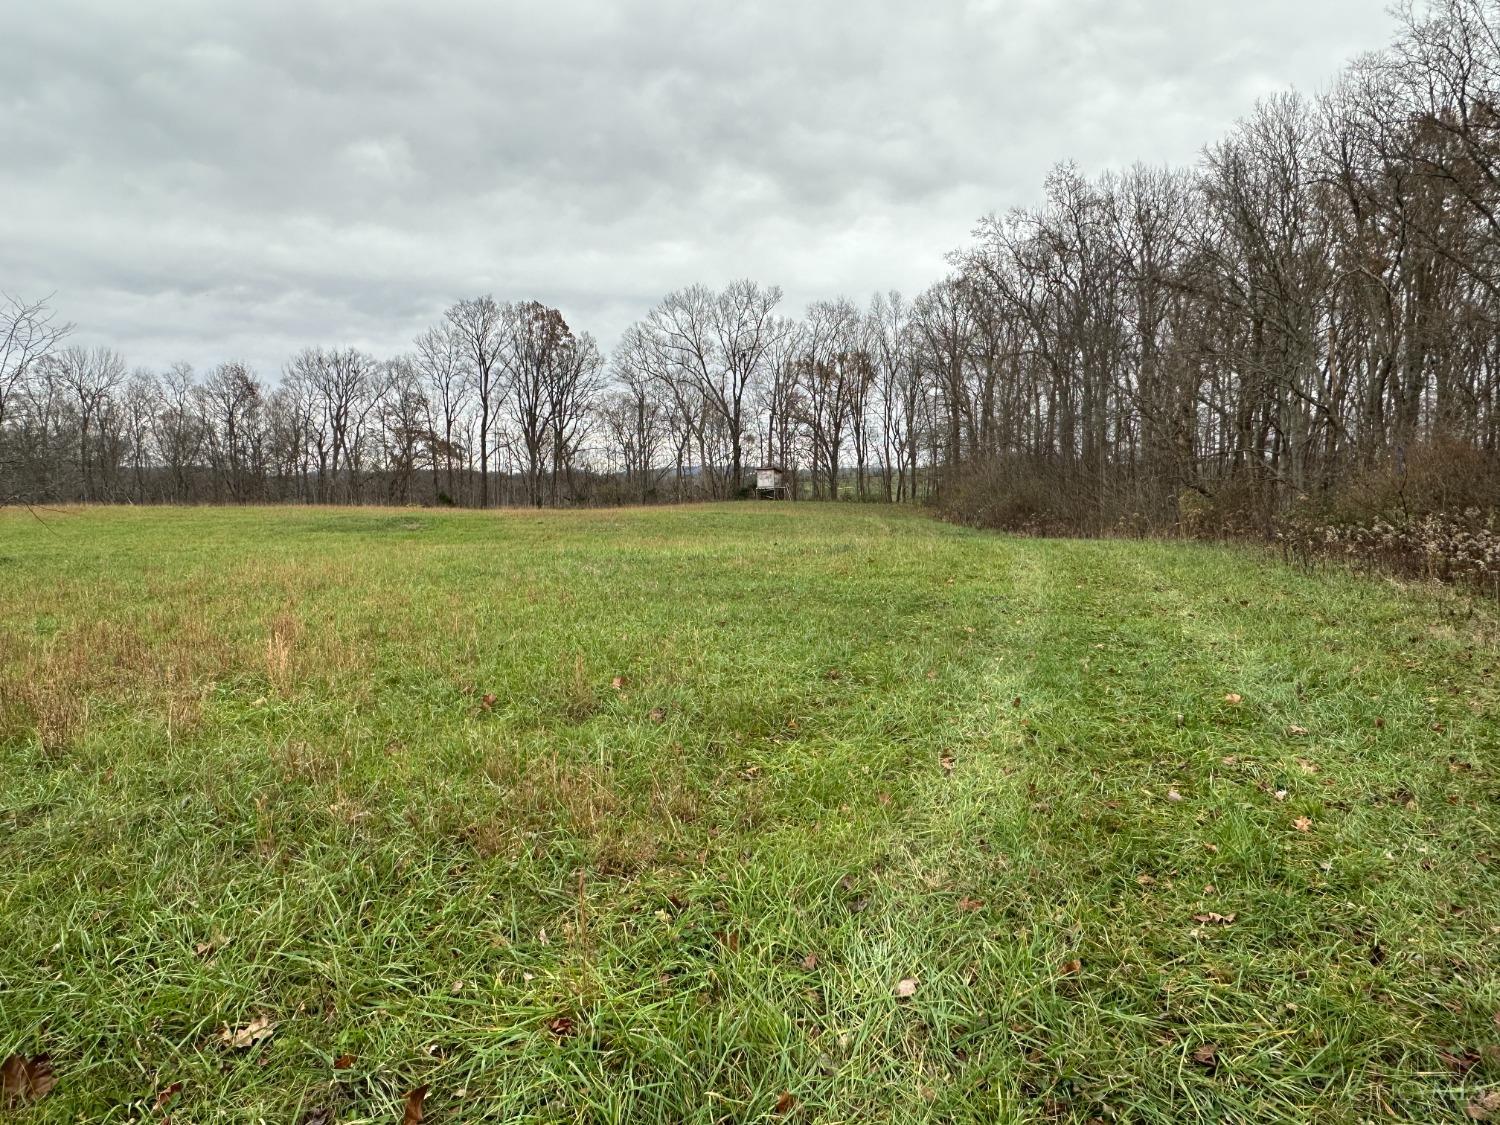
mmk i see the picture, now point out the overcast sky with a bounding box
[2,0,1396,378]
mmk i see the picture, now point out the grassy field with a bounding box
[1,503,1497,1123]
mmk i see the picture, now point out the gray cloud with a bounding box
[1,0,1395,377]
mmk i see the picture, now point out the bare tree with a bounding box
[445,296,504,508]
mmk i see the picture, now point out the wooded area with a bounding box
[3,1,1498,549]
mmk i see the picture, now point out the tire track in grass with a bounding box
[880,536,1500,1123]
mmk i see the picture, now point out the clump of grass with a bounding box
[0,504,1496,1122]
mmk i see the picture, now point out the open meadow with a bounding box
[1,503,1497,1122]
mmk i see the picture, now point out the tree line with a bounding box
[4,0,1499,533]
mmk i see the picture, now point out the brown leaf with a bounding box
[1469,1090,1500,1121]
[1191,1042,1219,1069]
[402,1084,429,1124]
[333,1053,355,1070]
[1059,958,1083,977]
[1292,816,1313,833]
[1287,725,1310,736]
[773,1090,798,1115]
[894,977,919,999]
[957,896,983,912]
[1136,873,1156,887]
[939,754,956,775]
[2,1055,57,1108]
[1224,693,1243,704]
[480,692,496,711]
[610,675,627,691]
[877,792,892,806]
[194,933,230,958]
[800,953,819,971]
[716,931,741,952]
[546,1014,577,1038]
[219,1014,277,1049]
[154,1080,185,1110]
[1166,788,1184,802]
[1192,912,1236,925]
[1441,1048,1480,1074]
[648,707,666,723]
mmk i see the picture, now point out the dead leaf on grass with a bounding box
[1,1055,57,1109]
[1224,693,1243,705]
[219,1014,277,1049]
[1060,958,1083,977]
[154,1080,185,1110]
[1293,816,1313,833]
[1192,912,1236,925]
[894,977,919,999]
[1191,1043,1219,1070]
[957,896,983,912]
[1469,1090,1500,1121]
[333,1053,355,1069]
[773,1090,798,1115]
[402,1084,429,1124]
[1441,1048,1480,1074]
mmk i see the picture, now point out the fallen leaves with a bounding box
[1470,1091,1500,1121]
[1059,958,1083,977]
[956,896,983,912]
[1224,693,1243,705]
[1287,724,1310,736]
[194,932,230,958]
[333,1053,355,1070]
[154,1080,185,1110]
[610,675,627,691]
[1191,1042,1219,1071]
[1292,816,1313,833]
[546,1015,577,1038]
[1166,788,1184,802]
[1,1055,57,1109]
[402,1084,429,1124]
[1441,1047,1481,1074]
[773,1090,798,1115]
[648,707,667,723]
[800,953,819,971]
[480,692,497,711]
[1192,912,1237,925]
[218,1014,277,1049]
[939,754,956,775]
[894,977,919,999]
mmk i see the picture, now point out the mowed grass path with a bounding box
[1,504,1497,1123]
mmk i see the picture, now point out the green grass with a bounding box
[1,503,1497,1123]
